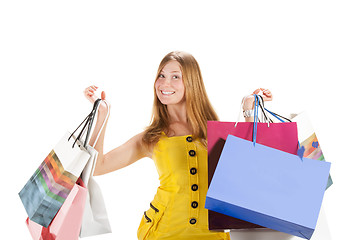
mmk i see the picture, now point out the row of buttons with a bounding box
[187,136,198,225]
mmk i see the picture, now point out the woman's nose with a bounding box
[163,77,172,86]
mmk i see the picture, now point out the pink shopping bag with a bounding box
[26,178,87,240]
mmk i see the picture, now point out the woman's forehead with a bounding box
[161,60,181,73]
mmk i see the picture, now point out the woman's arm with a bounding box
[84,86,150,176]
[93,126,149,176]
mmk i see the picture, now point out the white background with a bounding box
[1,1,359,239]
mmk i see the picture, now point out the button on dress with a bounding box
[137,132,230,240]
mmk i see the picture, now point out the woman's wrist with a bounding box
[242,95,255,110]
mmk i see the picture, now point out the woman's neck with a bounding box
[167,102,187,124]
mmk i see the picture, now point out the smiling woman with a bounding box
[83,51,230,239]
[83,51,270,240]
[144,51,220,148]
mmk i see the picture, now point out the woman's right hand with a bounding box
[84,85,110,113]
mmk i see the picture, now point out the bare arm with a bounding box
[93,118,149,176]
[84,85,150,176]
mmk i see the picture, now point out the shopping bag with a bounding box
[79,100,112,237]
[291,112,333,189]
[205,96,331,239]
[264,108,333,189]
[26,178,87,240]
[19,99,102,228]
[207,97,299,231]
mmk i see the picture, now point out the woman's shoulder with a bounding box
[133,131,157,159]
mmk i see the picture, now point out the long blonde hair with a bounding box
[142,51,219,149]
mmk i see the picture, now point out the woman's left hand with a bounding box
[253,88,273,102]
[243,88,273,110]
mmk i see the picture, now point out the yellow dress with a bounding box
[137,132,231,240]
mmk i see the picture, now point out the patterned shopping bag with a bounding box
[26,178,87,240]
[291,112,333,189]
[19,99,101,227]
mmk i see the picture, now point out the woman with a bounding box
[84,51,272,240]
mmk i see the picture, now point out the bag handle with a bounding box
[256,95,273,125]
[68,98,109,149]
[234,94,294,146]
[264,107,292,123]
[252,94,259,146]
[84,99,110,148]
[68,99,102,148]
[235,95,273,128]
[256,94,292,123]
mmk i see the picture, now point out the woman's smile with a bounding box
[161,90,175,96]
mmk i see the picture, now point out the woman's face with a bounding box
[155,60,185,106]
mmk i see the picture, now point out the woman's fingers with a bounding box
[86,88,95,96]
[263,89,273,101]
[253,88,261,94]
[252,88,273,101]
[84,85,100,103]
[263,89,271,96]
[86,86,97,91]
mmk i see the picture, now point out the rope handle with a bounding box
[85,99,110,148]
[68,99,110,149]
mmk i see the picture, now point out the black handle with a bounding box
[257,95,292,123]
[68,99,102,148]
[84,99,102,147]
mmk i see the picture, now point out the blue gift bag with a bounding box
[205,95,331,239]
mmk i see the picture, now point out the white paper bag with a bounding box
[79,100,112,238]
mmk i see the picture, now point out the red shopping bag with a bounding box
[26,178,87,240]
[207,120,299,231]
